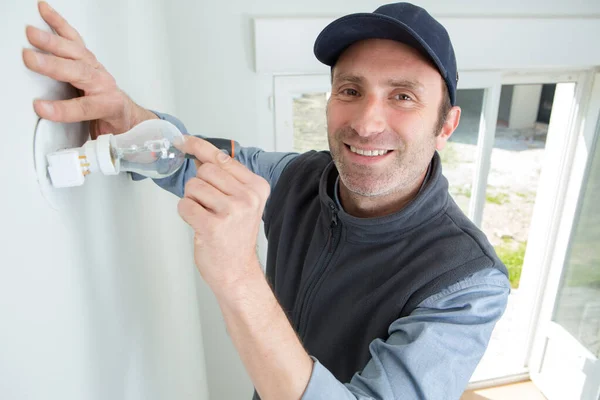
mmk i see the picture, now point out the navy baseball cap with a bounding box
[314,2,458,105]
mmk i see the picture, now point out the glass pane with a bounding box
[553,129,600,358]
[441,89,484,214]
[481,83,556,289]
[293,93,329,153]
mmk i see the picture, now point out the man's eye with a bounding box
[341,88,359,96]
[394,94,412,101]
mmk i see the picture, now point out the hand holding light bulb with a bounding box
[177,136,271,294]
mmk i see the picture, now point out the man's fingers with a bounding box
[184,178,228,214]
[38,2,84,46]
[33,92,124,123]
[22,49,110,93]
[177,135,220,162]
[180,136,257,184]
[26,25,96,65]
[177,197,213,232]
[196,163,244,197]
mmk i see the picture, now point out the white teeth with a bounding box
[349,146,389,156]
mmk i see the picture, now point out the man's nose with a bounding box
[350,96,386,137]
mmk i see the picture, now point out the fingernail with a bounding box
[37,101,54,115]
[217,151,230,163]
[39,1,53,11]
[172,135,186,149]
[34,52,45,66]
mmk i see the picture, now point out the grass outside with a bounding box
[494,239,527,288]
[486,192,510,205]
[449,185,472,202]
[449,186,534,206]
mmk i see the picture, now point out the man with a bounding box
[24,2,510,399]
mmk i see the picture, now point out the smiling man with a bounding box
[326,37,456,217]
[25,2,510,399]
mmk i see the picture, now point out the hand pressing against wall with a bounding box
[23,1,157,139]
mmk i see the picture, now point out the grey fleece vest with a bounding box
[262,151,508,384]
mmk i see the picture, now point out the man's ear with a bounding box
[436,106,461,151]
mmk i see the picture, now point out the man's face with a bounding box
[327,39,455,198]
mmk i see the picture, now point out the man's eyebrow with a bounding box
[333,74,426,93]
[386,79,426,92]
[332,74,364,85]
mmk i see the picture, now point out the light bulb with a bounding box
[46,119,186,188]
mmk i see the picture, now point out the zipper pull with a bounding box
[329,203,338,227]
[328,204,339,252]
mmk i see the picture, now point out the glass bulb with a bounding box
[110,119,186,179]
[46,119,187,188]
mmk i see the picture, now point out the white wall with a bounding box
[159,1,600,399]
[0,1,208,399]
[4,1,598,400]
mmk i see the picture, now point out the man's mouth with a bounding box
[347,145,391,157]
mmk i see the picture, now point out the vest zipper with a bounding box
[296,204,341,336]
[328,205,338,251]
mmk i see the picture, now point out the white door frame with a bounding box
[504,70,595,368]
[527,70,600,400]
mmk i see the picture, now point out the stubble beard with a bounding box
[329,127,436,198]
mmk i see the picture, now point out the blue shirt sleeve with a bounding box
[301,267,511,400]
[131,111,298,198]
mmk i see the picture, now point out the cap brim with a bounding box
[314,13,447,82]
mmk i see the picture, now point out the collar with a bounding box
[320,152,449,241]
